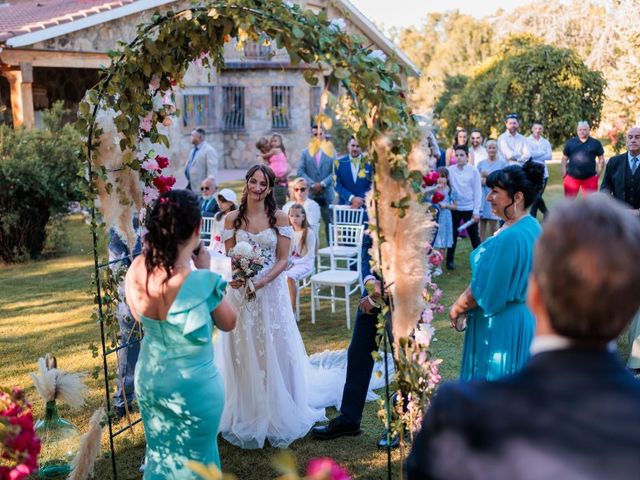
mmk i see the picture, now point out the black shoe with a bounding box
[377,431,401,450]
[446,262,456,271]
[311,417,362,440]
[114,403,137,420]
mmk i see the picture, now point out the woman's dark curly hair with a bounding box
[233,164,278,231]
[144,189,201,289]
[486,161,545,219]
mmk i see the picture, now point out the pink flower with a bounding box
[153,175,176,193]
[140,112,153,133]
[422,171,439,187]
[155,155,169,169]
[306,458,351,480]
[9,464,31,480]
[431,191,445,204]
[143,185,159,204]
[141,158,160,172]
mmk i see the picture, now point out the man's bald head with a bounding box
[627,127,640,156]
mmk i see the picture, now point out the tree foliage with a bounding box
[438,36,606,146]
[0,102,83,262]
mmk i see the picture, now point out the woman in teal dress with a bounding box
[125,189,237,479]
[449,162,545,381]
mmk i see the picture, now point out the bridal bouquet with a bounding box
[228,241,266,301]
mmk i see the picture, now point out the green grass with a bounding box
[1,166,566,479]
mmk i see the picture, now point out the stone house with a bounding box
[0,0,419,183]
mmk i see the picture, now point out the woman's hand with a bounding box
[229,277,246,289]
[192,241,211,269]
[449,302,464,329]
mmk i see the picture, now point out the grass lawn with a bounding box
[1,165,566,479]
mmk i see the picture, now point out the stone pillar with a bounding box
[3,62,35,128]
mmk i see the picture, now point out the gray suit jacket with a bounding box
[297,148,335,203]
[187,141,219,193]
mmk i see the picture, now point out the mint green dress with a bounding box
[135,270,227,479]
[460,215,542,381]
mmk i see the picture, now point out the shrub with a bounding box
[0,101,83,262]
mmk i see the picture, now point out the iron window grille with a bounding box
[271,86,291,130]
[223,86,245,131]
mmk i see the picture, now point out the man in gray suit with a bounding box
[297,124,335,240]
[185,128,219,194]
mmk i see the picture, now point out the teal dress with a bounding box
[460,215,542,381]
[135,270,227,479]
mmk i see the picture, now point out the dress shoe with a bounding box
[311,418,362,440]
[377,431,400,450]
[446,261,456,271]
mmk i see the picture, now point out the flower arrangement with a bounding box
[228,241,267,301]
[0,387,41,480]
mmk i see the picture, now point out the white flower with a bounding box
[329,18,346,33]
[414,322,435,347]
[367,49,387,62]
[152,93,164,112]
[231,241,253,258]
[284,0,294,8]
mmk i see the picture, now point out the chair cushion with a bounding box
[311,270,359,286]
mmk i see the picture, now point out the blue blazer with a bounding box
[297,148,335,203]
[334,155,372,205]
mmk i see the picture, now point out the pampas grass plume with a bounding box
[30,354,88,408]
[67,408,106,480]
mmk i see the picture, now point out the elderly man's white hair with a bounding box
[577,120,590,129]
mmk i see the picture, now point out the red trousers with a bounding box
[563,174,598,197]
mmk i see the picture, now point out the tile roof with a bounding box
[0,0,136,42]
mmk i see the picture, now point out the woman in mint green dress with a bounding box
[125,190,237,479]
[449,162,545,381]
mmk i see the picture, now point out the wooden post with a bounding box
[3,62,35,128]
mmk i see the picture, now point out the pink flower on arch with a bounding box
[140,112,153,133]
[306,458,351,480]
[143,185,159,204]
[141,158,160,172]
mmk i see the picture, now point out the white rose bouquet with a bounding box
[228,241,266,300]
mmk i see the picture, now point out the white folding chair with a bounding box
[331,205,364,226]
[317,220,362,272]
[294,271,313,322]
[310,224,364,329]
[200,217,215,247]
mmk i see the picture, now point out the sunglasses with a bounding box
[201,187,214,191]
[294,187,307,192]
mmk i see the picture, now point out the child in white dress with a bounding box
[285,203,316,311]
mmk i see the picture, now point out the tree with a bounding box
[438,36,606,146]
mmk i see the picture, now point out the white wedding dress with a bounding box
[215,226,393,449]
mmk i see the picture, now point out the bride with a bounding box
[217,165,325,448]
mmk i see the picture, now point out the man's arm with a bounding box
[596,154,605,177]
[519,137,531,163]
[472,169,482,220]
[497,133,516,161]
[320,153,334,189]
[600,157,614,193]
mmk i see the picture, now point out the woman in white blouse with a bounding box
[282,177,321,235]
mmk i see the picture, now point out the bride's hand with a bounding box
[229,278,246,289]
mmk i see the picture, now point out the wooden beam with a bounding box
[2,68,35,128]
[0,49,111,69]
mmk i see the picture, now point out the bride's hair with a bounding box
[144,189,200,287]
[234,164,278,231]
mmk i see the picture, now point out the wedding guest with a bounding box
[527,121,553,219]
[601,126,640,376]
[297,125,335,240]
[335,136,372,223]
[445,129,468,166]
[256,134,289,207]
[406,194,640,480]
[108,221,142,419]
[125,189,236,477]
[285,204,317,311]
[185,128,219,194]
[432,168,457,274]
[199,177,219,218]
[469,129,488,165]
[497,113,530,165]
[283,177,322,235]
[209,188,238,254]
[562,121,605,197]
[476,140,508,241]
[450,162,544,381]
[426,132,441,170]
[446,145,482,270]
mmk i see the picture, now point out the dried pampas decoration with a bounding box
[30,354,88,408]
[367,130,436,339]
[92,107,143,252]
[66,408,106,480]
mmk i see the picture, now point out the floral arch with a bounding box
[77,0,441,474]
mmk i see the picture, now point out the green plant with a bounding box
[0,101,83,262]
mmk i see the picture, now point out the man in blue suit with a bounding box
[311,232,397,448]
[297,125,335,241]
[334,137,372,224]
[406,195,640,480]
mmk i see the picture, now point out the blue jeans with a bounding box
[113,300,141,409]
